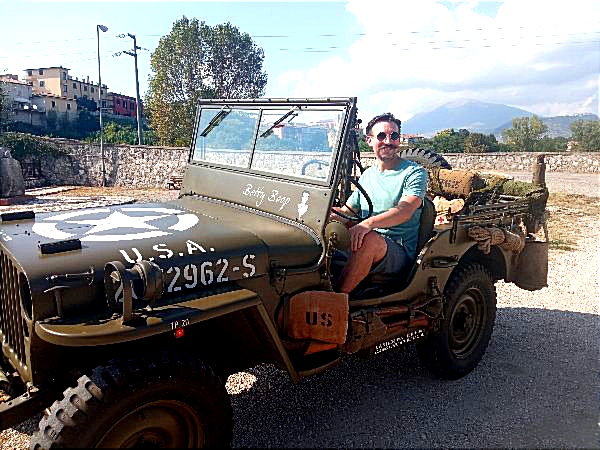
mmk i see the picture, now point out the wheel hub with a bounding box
[449,289,484,358]
[96,400,204,448]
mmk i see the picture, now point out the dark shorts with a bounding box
[332,234,413,282]
[370,234,413,276]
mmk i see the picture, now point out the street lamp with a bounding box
[97,24,108,186]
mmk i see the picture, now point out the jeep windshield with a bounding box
[191,99,351,185]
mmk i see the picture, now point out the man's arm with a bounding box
[361,195,422,229]
[348,195,422,252]
[329,204,359,226]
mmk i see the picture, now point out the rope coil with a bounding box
[467,224,526,254]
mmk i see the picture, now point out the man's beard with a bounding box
[377,145,399,161]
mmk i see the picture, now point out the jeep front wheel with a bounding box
[416,262,496,379]
[30,352,232,449]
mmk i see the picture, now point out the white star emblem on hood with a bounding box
[32,207,199,242]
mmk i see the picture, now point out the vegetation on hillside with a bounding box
[402,128,507,154]
[408,116,599,153]
[86,120,158,146]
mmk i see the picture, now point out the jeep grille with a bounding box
[0,251,28,376]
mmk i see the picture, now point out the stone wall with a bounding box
[360,151,600,173]
[24,138,188,188]
[20,138,600,188]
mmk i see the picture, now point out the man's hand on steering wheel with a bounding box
[330,176,374,223]
[329,204,362,224]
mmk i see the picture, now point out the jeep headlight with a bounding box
[104,260,164,323]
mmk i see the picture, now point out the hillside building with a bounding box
[1,66,144,127]
[108,92,143,119]
[0,74,46,127]
[23,66,108,120]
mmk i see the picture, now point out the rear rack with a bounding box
[450,196,533,243]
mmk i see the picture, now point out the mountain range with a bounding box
[402,99,598,138]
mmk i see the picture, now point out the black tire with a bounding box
[416,262,496,379]
[400,148,452,170]
[30,351,232,449]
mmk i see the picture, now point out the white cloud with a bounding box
[273,0,600,123]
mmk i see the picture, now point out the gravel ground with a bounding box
[503,170,599,197]
[0,173,598,448]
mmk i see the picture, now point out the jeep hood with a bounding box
[0,199,322,296]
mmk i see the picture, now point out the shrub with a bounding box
[0,132,64,160]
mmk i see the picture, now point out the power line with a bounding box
[276,39,600,53]
[9,37,96,46]
[6,23,600,47]
[249,23,600,38]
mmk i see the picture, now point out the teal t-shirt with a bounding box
[347,159,428,257]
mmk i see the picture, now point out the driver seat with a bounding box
[350,196,436,300]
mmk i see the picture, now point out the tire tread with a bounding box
[30,351,232,449]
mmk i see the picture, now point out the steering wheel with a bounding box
[301,159,330,176]
[330,177,373,222]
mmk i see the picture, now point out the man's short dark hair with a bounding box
[365,112,402,136]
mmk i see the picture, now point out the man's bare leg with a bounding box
[338,231,388,293]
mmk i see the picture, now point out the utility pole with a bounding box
[97,24,108,186]
[118,33,144,145]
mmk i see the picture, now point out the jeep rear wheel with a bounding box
[416,262,496,379]
[30,351,232,449]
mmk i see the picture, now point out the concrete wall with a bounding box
[20,138,600,188]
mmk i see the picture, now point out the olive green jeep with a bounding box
[0,97,548,448]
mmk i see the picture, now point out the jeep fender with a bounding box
[35,288,300,383]
[405,228,511,300]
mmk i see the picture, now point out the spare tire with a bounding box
[400,148,452,170]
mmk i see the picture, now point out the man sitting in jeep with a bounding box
[332,113,428,293]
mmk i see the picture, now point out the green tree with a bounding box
[464,132,501,153]
[75,110,100,136]
[46,110,58,133]
[0,83,12,131]
[357,132,370,152]
[536,136,569,152]
[146,17,267,147]
[204,23,268,98]
[76,96,98,112]
[502,115,548,152]
[570,119,600,152]
[432,128,469,153]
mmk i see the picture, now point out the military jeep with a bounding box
[0,97,548,448]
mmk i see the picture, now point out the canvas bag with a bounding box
[278,291,349,345]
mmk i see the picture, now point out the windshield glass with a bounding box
[192,109,259,168]
[192,106,344,183]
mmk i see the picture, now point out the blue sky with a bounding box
[1,0,598,124]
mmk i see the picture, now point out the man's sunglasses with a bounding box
[373,131,400,142]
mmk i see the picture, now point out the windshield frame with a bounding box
[188,98,354,188]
